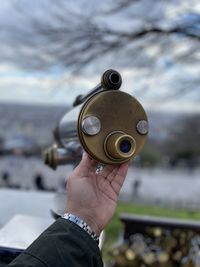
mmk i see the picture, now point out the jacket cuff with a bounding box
[23,217,102,267]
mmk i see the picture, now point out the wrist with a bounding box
[63,213,100,243]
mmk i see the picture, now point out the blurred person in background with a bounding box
[132,178,141,199]
[34,173,46,191]
[0,171,11,188]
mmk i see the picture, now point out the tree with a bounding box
[0,0,199,102]
[164,114,200,164]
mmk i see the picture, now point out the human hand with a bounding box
[65,153,129,236]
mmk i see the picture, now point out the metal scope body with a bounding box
[44,69,148,169]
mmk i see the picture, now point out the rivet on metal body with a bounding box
[81,116,101,136]
[136,120,148,135]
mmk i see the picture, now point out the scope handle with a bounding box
[73,69,122,107]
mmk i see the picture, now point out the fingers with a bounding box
[76,152,129,186]
[110,163,129,195]
[98,165,115,179]
[106,166,120,182]
[97,161,128,183]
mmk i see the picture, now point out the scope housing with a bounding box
[44,69,148,169]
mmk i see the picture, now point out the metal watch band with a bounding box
[63,213,99,243]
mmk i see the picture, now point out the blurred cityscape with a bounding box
[0,102,199,166]
[0,102,199,209]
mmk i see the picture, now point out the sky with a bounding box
[0,0,199,113]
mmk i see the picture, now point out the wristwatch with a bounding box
[63,213,99,243]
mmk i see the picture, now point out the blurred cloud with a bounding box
[0,0,199,113]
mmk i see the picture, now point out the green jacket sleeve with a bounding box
[8,218,103,267]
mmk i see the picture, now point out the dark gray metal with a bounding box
[73,69,122,106]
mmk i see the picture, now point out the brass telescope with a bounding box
[44,69,148,169]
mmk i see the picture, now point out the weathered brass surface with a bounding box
[44,144,58,170]
[78,90,148,164]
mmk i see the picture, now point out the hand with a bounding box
[65,153,129,236]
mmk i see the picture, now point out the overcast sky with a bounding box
[0,0,199,113]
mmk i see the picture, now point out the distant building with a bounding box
[2,135,37,156]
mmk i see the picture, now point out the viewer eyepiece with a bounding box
[120,140,132,153]
[109,72,120,85]
[101,69,122,90]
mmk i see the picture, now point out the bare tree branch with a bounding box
[0,0,199,102]
[101,0,139,15]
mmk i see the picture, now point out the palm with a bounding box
[66,153,129,235]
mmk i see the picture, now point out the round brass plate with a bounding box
[78,90,148,164]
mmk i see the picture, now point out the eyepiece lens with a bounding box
[109,73,120,84]
[120,140,131,153]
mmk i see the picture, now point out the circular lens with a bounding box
[120,140,131,153]
[109,73,120,84]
